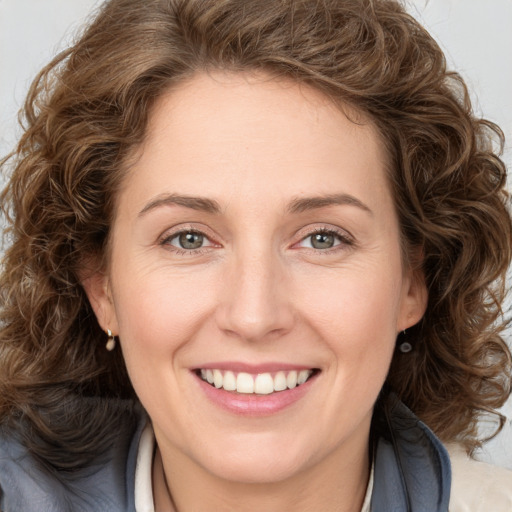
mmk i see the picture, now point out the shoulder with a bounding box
[446,444,512,512]
[0,400,147,512]
[0,427,63,512]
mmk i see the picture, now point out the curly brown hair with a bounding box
[1,0,511,469]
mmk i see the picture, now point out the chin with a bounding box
[195,435,314,484]
[206,456,306,485]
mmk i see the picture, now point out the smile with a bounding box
[198,369,316,395]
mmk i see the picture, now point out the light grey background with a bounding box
[1,0,511,468]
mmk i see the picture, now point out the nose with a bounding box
[215,248,295,342]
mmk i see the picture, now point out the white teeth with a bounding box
[286,370,298,389]
[223,371,236,391]
[297,369,309,385]
[274,371,287,391]
[199,369,314,394]
[236,372,254,394]
[213,369,223,388]
[254,373,274,395]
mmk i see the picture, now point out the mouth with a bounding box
[195,368,320,395]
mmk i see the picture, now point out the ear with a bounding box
[81,271,119,335]
[397,265,428,332]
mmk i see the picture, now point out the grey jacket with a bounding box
[0,396,451,511]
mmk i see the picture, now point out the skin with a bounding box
[84,72,427,511]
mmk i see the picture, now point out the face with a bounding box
[85,72,426,485]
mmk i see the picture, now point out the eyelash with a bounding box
[297,227,354,252]
[159,226,354,255]
[159,228,217,256]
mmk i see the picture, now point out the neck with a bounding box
[152,439,370,512]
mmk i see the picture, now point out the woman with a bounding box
[0,0,511,510]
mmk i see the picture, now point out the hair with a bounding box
[1,0,511,470]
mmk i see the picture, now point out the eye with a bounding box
[308,232,338,249]
[164,230,214,251]
[297,228,352,250]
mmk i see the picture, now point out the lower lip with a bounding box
[195,373,318,416]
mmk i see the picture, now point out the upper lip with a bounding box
[192,362,317,373]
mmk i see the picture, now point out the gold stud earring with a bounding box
[106,329,116,351]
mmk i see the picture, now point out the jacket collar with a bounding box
[371,394,451,512]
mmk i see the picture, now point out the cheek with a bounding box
[298,265,401,382]
[111,265,219,359]
[110,273,213,418]
[300,265,403,337]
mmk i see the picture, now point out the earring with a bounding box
[399,341,412,353]
[106,329,116,351]
[398,329,412,353]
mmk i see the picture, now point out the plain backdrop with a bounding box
[1,0,511,469]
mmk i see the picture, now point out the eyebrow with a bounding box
[138,192,372,217]
[287,193,373,216]
[138,194,222,216]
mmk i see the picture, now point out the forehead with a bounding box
[120,71,392,214]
